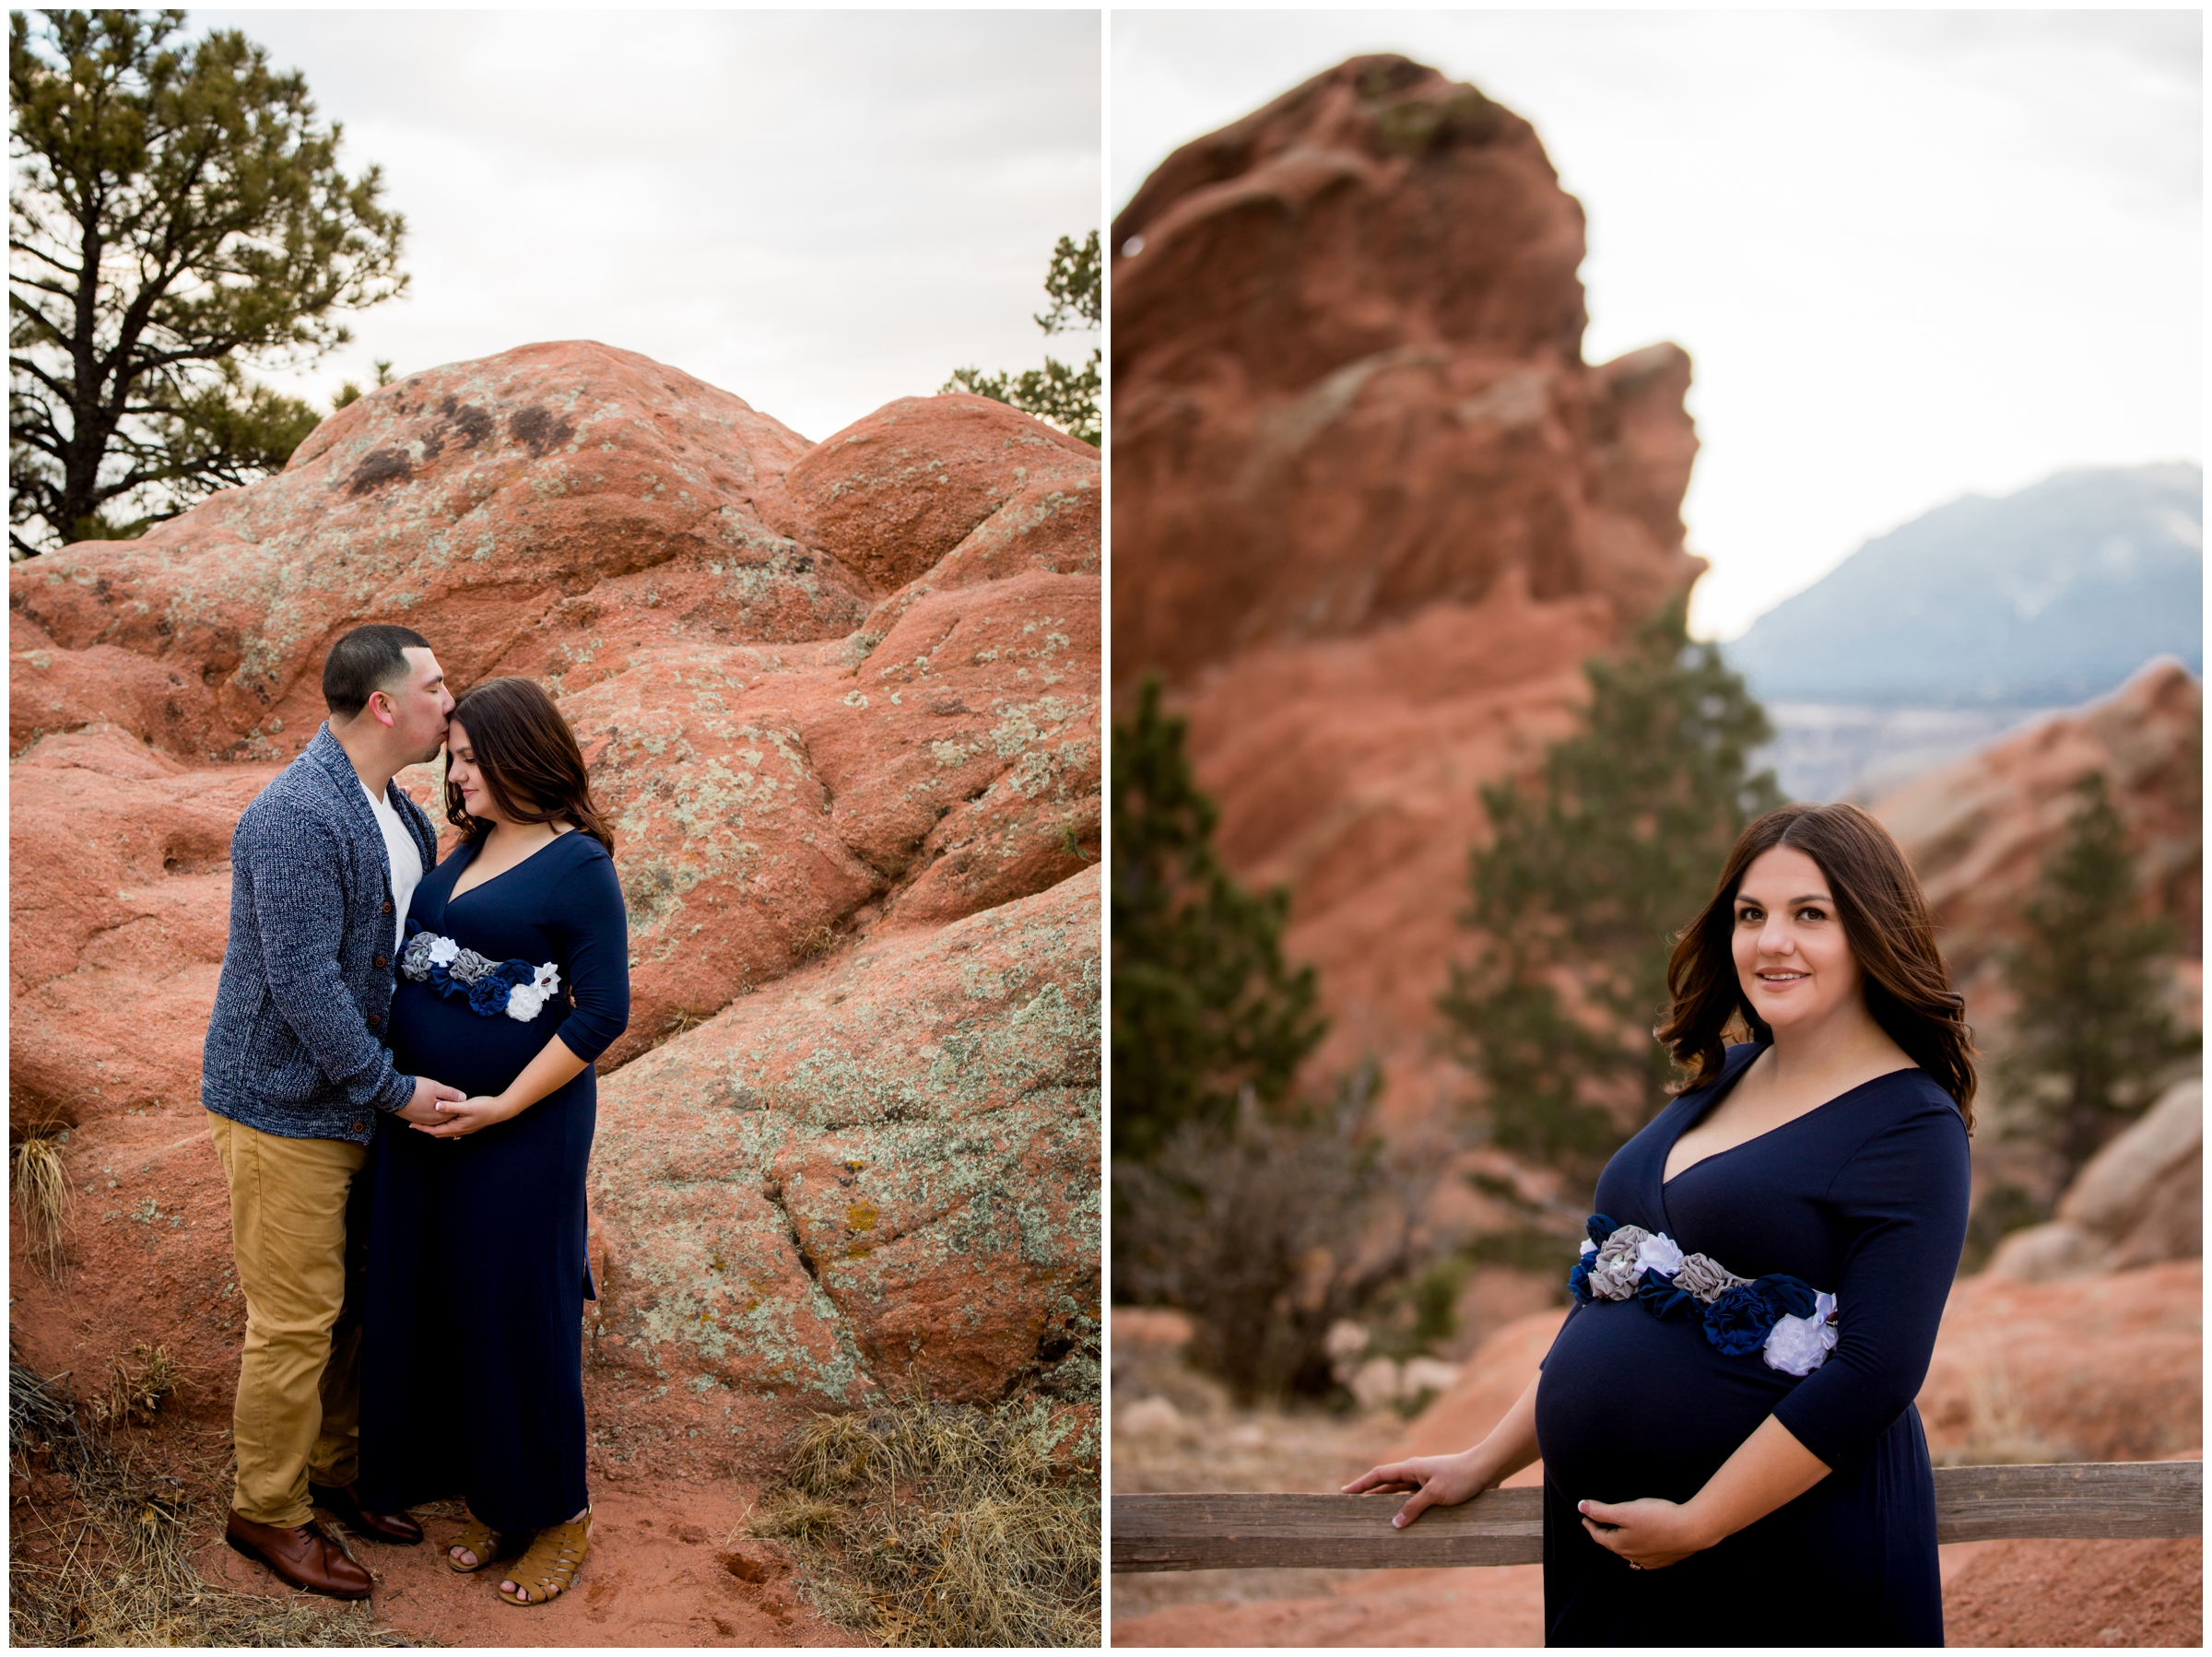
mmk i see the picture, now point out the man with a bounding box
[204,625,462,1600]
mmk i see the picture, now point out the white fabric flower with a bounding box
[1636,1232,1685,1278]
[1762,1305,1841,1376]
[427,935,460,967]
[502,961,561,1023]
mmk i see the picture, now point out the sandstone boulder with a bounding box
[769,393,1100,605]
[1915,1260,2201,1464]
[1871,657,2203,983]
[6,338,1100,1476]
[1112,53,1701,694]
[587,867,1099,1467]
[1984,1076,2202,1281]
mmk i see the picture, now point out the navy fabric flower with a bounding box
[1585,1214,1618,1250]
[1568,1259,1595,1305]
[1754,1275,1819,1321]
[1704,1284,1778,1356]
[466,973,515,1017]
[1636,1267,1695,1320]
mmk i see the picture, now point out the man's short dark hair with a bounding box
[324,625,431,720]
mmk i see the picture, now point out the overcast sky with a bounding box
[1112,10,2202,640]
[194,9,1100,447]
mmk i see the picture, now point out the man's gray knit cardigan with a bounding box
[203,724,441,1144]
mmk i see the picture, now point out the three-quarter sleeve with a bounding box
[1770,1099,1971,1469]
[547,843,630,1064]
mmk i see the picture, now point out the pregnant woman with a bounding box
[1346,802,1973,1646]
[356,676,629,1607]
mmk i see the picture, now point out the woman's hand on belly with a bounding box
[1575,1496,1714,1570]
[407,1031,590,1137]
[1576,1414,1833,1569]
[409,1092,524,1137]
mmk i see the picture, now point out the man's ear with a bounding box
[368,688,399,730]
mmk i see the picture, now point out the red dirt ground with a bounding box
[194,1479,863,1647]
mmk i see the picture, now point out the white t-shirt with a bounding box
[361,780,424,953]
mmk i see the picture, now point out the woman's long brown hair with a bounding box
[443,677,617,856]
[1657,802,1976,1128]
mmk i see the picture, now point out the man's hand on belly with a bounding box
[394,1076,465,1124]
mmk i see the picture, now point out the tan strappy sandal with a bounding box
[497,1508,591,1605]
[445,1516,503,1573]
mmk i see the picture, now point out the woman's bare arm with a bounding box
[1576,1414,1830,1569]
[409,1032,589,1137]
[1340,1369,1543,1527]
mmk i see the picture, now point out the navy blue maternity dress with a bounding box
[1534,1042,1970,1647]
[357,829,629,1535]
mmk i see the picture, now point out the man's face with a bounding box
[364,647,453,764]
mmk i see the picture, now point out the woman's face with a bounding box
[444,719,507,828]
[1731,845,1865,1035]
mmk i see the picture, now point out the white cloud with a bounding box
[1112,10,2201,640]
[192,9,1101,444]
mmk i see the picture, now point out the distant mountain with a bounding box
[1727,464,2202,707]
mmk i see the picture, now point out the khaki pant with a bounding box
[207,1113,368,1527]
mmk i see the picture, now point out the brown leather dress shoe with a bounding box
[309,1481,424,1545]
[225,1510,372,1600]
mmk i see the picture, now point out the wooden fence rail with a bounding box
[1112,1463,2203,1573]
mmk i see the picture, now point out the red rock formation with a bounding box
[1111,55,1702,1122]
[1870,656,2203,990]
[7,340,1100,1477]
[1112,54,1700,692]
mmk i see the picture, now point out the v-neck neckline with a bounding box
[1659,1048,1919,1200]
[446,827,572,906]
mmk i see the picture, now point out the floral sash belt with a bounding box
[398,921,561,1023]
[1571,1215,1839,1376]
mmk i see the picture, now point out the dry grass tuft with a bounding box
[90,1344,185,1431]
[750,1396,1099,1647]
[795,923,838,960]
[14,1134,72,1276]
[7,1348,429,1647]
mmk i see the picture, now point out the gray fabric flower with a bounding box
[399,932,440,981]
[447,947,496,985]
[1588,1224,1651,1299]
[1673,1252,1751,1303]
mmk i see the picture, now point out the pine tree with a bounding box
[10,11,406,555]
[2001,770,2199,1182]
[1438,599,1783,1187]
[1111,674,1325,1161]
[943,231,1100,447]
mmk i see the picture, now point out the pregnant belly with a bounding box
[1535,1298,1802,1506]
[388,981,564,1100]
